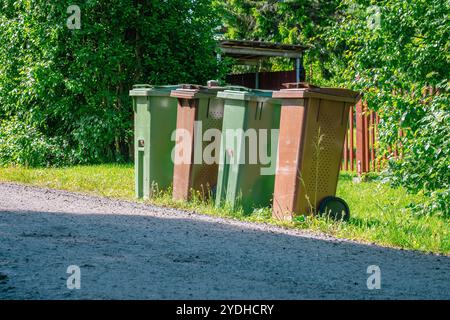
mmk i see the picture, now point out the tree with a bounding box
[323,0,449,214]
[0,0,223,166]
[213,0,341,78]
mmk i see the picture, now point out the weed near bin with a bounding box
[0,165,448,255]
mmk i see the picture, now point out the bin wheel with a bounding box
[317,196,350,221]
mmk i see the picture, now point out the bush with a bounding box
[0,0,223,167]
[322,0,449,215]
[388,93,449,216]
[0,117,67,167]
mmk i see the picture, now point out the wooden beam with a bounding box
[220,47,303,59]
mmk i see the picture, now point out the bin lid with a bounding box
[273,82,360,103]
[217,87,277,102]
[129,84,181,97]
[170,84,229,99]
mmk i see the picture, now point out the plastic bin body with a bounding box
[171,85,225,201]
[271,84,359,220]
[130,85,179,199]
[215,89,281,213]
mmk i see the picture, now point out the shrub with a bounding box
[0,117,67,167]
[0,0,223,166]
[322,0,449,215]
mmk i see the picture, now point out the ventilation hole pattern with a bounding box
[193,106,223,192]
[306,109,338,199]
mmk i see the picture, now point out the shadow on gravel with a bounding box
[0,209,449,300]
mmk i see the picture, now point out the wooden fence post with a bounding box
[356,99,368,175]
[343,127,348,171]
[370,111,376,171]
[349,106,354,171]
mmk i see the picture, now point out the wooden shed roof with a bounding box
[219,40,308,65]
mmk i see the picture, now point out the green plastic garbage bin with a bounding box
[170,84,226,201]
[130,84,180,199]
[215,88,281,213]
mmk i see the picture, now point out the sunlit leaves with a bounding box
[0,0,222,166]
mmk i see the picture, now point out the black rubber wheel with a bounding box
[317,196,350,221]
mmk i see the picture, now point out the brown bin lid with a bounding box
[170,83,225,99]
[273,82,360,103]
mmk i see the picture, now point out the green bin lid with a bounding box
[129,84,181,97]
[217,87,276,102]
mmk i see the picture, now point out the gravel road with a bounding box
[0,182,448,299]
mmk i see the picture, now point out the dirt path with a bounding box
[0,182,448,299]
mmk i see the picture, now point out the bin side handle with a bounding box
[226,85,250,91]
[133,84,154,89]
[206,98,211,118]
[282,82,319,89]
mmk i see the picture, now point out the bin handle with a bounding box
[181,84,209,90]
[282,82,319,89]
[133,84,154,89]
[226,85,250,91]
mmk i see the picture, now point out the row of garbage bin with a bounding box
[130,82,359,220]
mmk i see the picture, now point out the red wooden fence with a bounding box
[344,87,438,174]
[343,99,384,175]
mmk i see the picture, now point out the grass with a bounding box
[0,164,448,255]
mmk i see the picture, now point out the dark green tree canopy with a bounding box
[0,0,222,166]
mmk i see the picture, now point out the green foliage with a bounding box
[0,0,223,166]
[0,116,67,166]
[322,0,449,215]
[388,94,449,215]
[213,0,341,79]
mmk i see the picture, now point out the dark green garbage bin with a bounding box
[215,88,281,213]
[130,84,180,199]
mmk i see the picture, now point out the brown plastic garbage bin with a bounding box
[272,83,360,221]
[170,84,226,201]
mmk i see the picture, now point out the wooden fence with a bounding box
[342,99,384,174]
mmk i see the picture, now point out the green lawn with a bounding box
[0,164,448,255]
